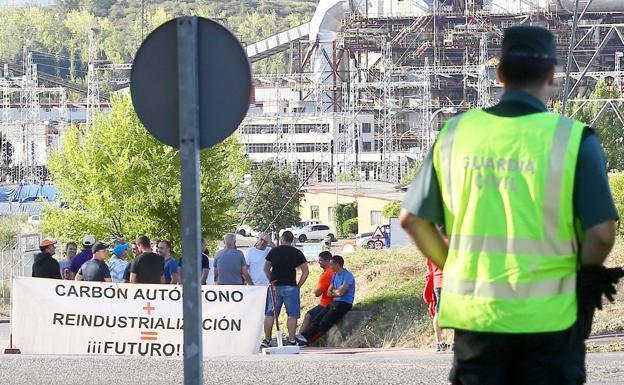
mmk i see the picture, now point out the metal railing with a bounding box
[0,233,40,304]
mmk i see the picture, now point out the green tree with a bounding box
[334,201,357,238]
[41,96,247,247]
[382,200,401,219]
[609,174,624,236]
[239,161,301,233]
[563,82,624,171]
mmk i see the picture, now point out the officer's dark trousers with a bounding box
[302,301,352,344]
[450,324,580,385]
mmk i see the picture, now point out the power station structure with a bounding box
[0,47,78,184]
[241,0,624,183]
[2,1,624,186]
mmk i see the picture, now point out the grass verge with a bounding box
[299,238,624,349]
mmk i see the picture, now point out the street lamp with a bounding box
[399,106,458,154]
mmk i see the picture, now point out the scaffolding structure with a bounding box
[241,1,624,184]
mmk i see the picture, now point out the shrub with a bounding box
[382,200,401,219]
[609,174,624,235]
[335,201,358,238]
[342,218,359,236]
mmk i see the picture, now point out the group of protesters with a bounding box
[31,229,356,347]
[32,234,205,285]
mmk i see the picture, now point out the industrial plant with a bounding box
[1,1,624,185]
[243,0,624,183]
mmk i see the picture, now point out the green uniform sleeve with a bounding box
[401,150,445,226]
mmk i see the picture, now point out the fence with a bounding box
[0,233,40,304]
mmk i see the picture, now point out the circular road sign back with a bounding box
[130,17,251,149]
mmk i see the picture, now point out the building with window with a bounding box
[300,181,405,233]
[239,86,382,183]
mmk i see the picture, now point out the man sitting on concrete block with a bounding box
[296,255,355,346]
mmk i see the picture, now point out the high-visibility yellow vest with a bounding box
[432,109,585,333]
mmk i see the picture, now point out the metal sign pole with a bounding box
[177,17,204,385]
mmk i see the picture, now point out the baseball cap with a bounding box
[40,238,56,247]
[501,25,558,64]
[92,242,109,253]
[82,235,95,246]
[113,243,128,256]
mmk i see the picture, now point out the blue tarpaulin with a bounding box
[0,184,59,203]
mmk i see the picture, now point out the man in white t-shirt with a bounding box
[245,233,272,286]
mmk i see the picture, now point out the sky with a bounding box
[0,0,54,5]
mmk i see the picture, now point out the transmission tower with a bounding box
[377,41,397,182]
[86,29,100,127]
[477,32,491,108]
[21,47,38,182]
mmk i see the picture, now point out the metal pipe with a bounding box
[177,16,204,385]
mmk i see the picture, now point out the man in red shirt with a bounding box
[423,229,454,352]
[297,251,334,342]
[425,259,447,351]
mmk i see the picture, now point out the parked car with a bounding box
[27,214,40,226]
[279,220,322,237]
[296,220,321,229]
[292,224,336,243]
[356,235,385,249]
[236,225,256,237]
[356,224,390,249]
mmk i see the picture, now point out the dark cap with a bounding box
[502,25,558,64]
[92,242,109,253]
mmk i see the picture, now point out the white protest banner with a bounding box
[11,277,266,356]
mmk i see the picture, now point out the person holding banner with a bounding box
[158,240,179,284]
[108,243,129,283]
[58,241,77,280]
[68,235,95,280]
[76,242,112,282]
[32,238,61,279]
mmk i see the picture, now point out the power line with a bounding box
[262,161,321,234]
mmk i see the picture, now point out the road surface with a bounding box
[0,345,621,385]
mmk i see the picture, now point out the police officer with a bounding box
[400,26,620,384]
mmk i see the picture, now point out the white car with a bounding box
[236,225,256,237]
[292,224,336,243]
[279,220,322,237]
[27,214,41,226]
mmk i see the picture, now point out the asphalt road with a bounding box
[0,348,622,385]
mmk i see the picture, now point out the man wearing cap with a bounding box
[76,242,112,282]
[32,238,61,279]
[68,235,95,280]
[108,243,129,283]
[400,26,622,384]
